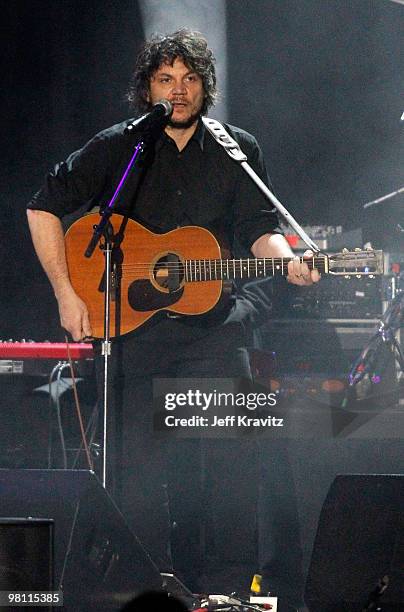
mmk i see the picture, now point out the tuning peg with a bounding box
[356,274,362,279]
[369,274,374,279]
[342,248,349,253]
[344,275,351,279]
[354,247,361,252]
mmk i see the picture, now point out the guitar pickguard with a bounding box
[128,279,184,312]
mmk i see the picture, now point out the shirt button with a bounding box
[176,189,182,196]
[177,154,182,159]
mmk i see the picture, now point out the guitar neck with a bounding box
[184,256,328,282]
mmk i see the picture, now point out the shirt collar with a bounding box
[192,118,206,150]
[155,117,206,152]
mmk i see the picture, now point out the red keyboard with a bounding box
[0,342,94,360]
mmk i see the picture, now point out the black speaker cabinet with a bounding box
[0,518,53,611]
[305,474,403,611]
[0,469,162,611]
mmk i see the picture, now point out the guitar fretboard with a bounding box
[184,256,327,282]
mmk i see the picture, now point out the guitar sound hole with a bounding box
[153,253,184,292]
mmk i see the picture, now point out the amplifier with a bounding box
[270,275,385,320]
[256,319,381,375]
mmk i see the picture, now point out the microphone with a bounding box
[125,99,173,135]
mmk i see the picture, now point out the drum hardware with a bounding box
[348,290,403,396]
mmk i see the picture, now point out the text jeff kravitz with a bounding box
[164,414,284,427]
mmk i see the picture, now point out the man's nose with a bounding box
[171,81,187,94]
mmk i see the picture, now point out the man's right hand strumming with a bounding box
[56,287,92,341]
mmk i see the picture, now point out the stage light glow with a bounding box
[138,0,227,121]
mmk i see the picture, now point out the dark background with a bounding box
[228,0,403,227]
[2,0,403,339]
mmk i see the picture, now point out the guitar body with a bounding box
[65,213,225,338]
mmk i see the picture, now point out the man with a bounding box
[27,29,319,597]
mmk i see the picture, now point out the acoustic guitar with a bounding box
[65,213,384,338]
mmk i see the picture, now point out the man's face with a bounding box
[148,58,205,128]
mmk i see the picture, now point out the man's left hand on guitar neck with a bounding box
[287,249,321,286]
[251,232,321,286]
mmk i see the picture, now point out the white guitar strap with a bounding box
[202,116,321,253]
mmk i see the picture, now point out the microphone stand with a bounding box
[84,138,145,489]
[83,100,172,491]
[363,186,404,209]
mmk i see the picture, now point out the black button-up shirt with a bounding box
[29,118,280,252]
[28,117,281,327]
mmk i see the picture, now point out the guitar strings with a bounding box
[119,257,328,270]
[117,261,330,277]
[119,265,329,275]
[105,257,370,274]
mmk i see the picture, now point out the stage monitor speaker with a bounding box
[304,474,403,611]
[0,518,53,611]
[0,469,162,611]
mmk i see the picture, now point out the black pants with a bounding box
[95,316,253,582]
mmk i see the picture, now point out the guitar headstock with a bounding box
[327,248,384,277]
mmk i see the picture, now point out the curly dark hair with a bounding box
[127,29,217,115]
